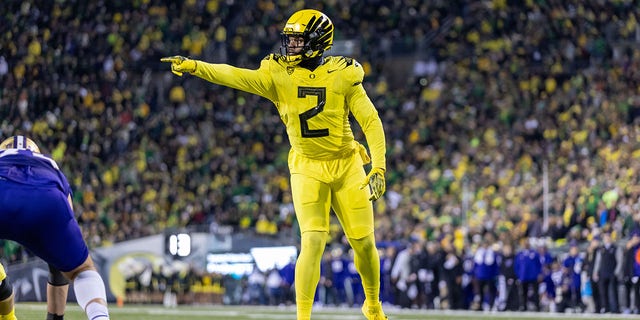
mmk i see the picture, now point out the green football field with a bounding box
[13,303,635,320]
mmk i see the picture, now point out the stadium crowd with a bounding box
[2,0,640,314]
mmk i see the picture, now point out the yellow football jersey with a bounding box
[192,54,386,170]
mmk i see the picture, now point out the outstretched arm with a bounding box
[161,55,276,101]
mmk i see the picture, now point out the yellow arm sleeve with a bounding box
[349,84,386,171]
[191,58,276,101]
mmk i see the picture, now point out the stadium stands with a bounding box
[2,0,640,313]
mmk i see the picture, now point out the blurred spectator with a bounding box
[379,246,397,305]
[278,256,296,305]
[265,267,283,305]
[317,251,336,306]
[540,260,561,312]
[390,241,419,308]
[584,237,602,313]
[621,232,640,314]
[422,241,441,309]
[497,242,518,311]
[593,232,622,313]
[346,249,364,307]
[246,267,266,305]
[328,247,350,307]
[561,243,584,312]
[538,243,555,270]
[439,238,464,310]
[515,239,542,311]
[471,232,499,311]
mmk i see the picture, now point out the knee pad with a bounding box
[48,264,69,286]
[0,277,12,301]
[349,233,376,252]
[300,231,328,252]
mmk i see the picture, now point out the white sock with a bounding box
[73,270,110,320]
[86,302,110,320]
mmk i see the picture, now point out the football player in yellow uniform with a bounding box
[162,9,387,320]
[0,263,16,320]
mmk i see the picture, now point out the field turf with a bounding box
[14,303,636,320]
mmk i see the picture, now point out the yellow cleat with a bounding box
[0,263,5,282]
[361,301,388,320]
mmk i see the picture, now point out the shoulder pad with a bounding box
[266,53,289,66]
[329,56,354,68]
[263,54,275,61]
[329,56,363,85]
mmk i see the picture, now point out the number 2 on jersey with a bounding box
[298,87,329,138]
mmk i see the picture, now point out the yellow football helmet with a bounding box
[0,135,41,153]
[280,9,334,65]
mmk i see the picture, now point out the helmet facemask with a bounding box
[280,33,309,65]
